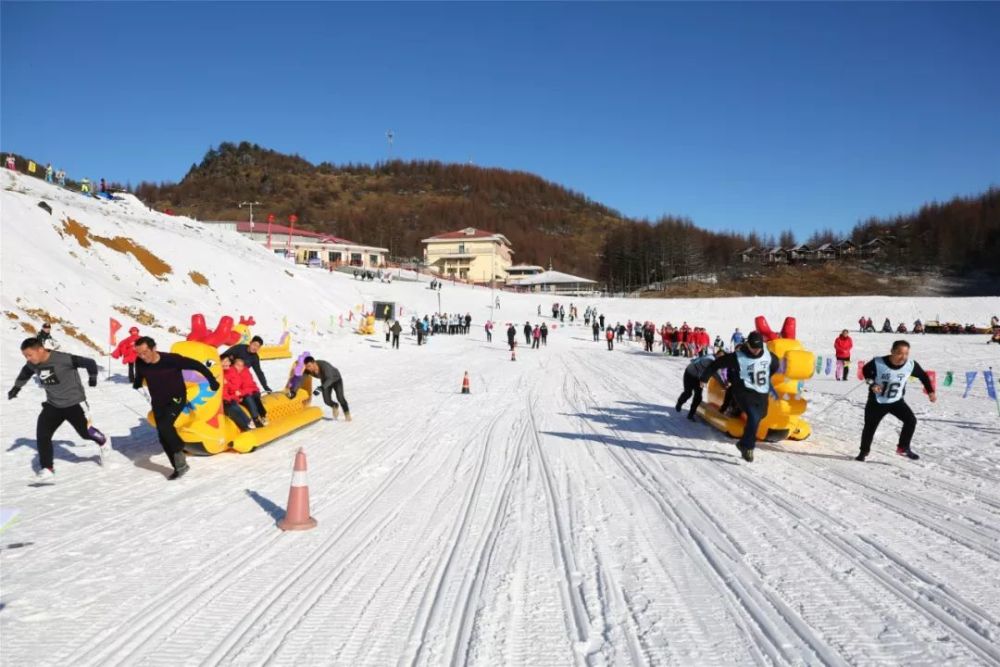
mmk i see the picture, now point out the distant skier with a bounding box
[856,340,935,462]
[730,328,744,351]
[8,338,109,481]
[599,314,605,330]
[301,357,352,421]
[507,323,517,351]
[676,350,726,421]
[45,163,54,183]
[833,329,853,381]
[540,322,548,346]
[495,297,501,310]
[391,319,402,349]
[133,337,218,479]
[592,320,600,341]
[223,336,273,393]
[532,325,541,349]
[606,326,615,351]
[36,322,57,349]
[701,331,780,463]
[523,321,532,346]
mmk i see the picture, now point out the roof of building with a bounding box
[507,264,545,272]
[422,227,513,246]
[509,270,597,286]
[226,221,385,250]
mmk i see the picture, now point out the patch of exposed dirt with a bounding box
[189,271,210,287]
[113,305,159,327]
[61,217,173,280]
[20,307,104,353]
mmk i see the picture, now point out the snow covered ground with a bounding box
[2,170,1000,665]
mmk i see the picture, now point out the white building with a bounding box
[202,221,388,268]
[507,269,599,295]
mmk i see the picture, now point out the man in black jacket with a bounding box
[133,337,218,479]
[701,332,780,462]
[856,340,936,461]
[523,322,532,346]
[9,338,108,480]
[222,336,272,393]
[390,319,402,349]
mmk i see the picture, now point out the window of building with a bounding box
[458,243,466,254]
[370,254,379,266]
[350,253,362,266]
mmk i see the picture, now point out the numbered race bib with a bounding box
[737,349,772,394]
[873,357,913,404]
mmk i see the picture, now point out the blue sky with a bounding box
[2,2,998,236]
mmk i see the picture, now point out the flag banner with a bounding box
[857,359,865,380]
[815,355,823,373]
[28,161,37,173]
[282,316,288,330]
[944,371,954,387]
[110,317,122,346]
[824,357,833,375]
[985,370,997,400]
[963,371,978,398]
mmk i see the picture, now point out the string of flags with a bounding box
[811,354,999,402]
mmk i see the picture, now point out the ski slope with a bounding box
[2,170,1000,665]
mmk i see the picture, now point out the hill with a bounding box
[134,142,629,277]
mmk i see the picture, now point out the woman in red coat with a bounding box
[111,326,140,382]
[834,329,853,381]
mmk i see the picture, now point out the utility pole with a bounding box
[385,130,394,160]
[239,201,262,233]
[490,240,496,323]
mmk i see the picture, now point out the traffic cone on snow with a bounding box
[278,448,317,531]
[461,371,471,394]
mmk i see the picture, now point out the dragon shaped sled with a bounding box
[146,314,322,455]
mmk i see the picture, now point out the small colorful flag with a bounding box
[28,161,37,173]
[985,370,997,400]
[815,355,823,373]
[943,371,954,387]
[824,357,833,375]
[963,371,978,398]
[857,359,866,380]
[282,315,288,330]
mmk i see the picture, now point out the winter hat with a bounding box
[129,326,140,334]
[746,331,764,348]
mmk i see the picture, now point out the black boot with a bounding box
[168,450,190,480]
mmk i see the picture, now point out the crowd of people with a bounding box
[5,154,113,195]
[409,312,474,345]
[858,314,999,337]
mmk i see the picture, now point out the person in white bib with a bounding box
[857,340,935,461]
[700,331,780,463]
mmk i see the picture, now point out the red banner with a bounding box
[110,317,122,346]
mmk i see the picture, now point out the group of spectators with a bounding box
[410,312,473,345]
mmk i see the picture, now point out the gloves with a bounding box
[89,377,98,387]
[7,387,19,400]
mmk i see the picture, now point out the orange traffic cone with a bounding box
[461,371,471,394]
[278,447,317,531]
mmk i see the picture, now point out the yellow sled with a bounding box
[258,331,292,360]
[356,313,376,336]
[145,318,321,455]
[698,337,815,442]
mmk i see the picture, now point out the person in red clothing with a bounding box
[231,357,268,427]
[834,329,853,381]
[111,326,141,382]
[605,326,615,351]
[679,324,691,357]
[220,356,253,431]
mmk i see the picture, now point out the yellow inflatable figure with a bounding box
[356,312,376,336]
[232,315,292,360]
[698,315,815,442]
[147,314,321,455]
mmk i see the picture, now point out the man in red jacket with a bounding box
[834,329,853,381]
[111,326,141,382]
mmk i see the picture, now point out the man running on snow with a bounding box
[701,331,780,462]
[133,337,218,479]
[8,338,109,481]
[676,349,725,421]
[299,357,352,421]
[856,340,935,461]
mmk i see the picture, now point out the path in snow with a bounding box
[2,324,999,666]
